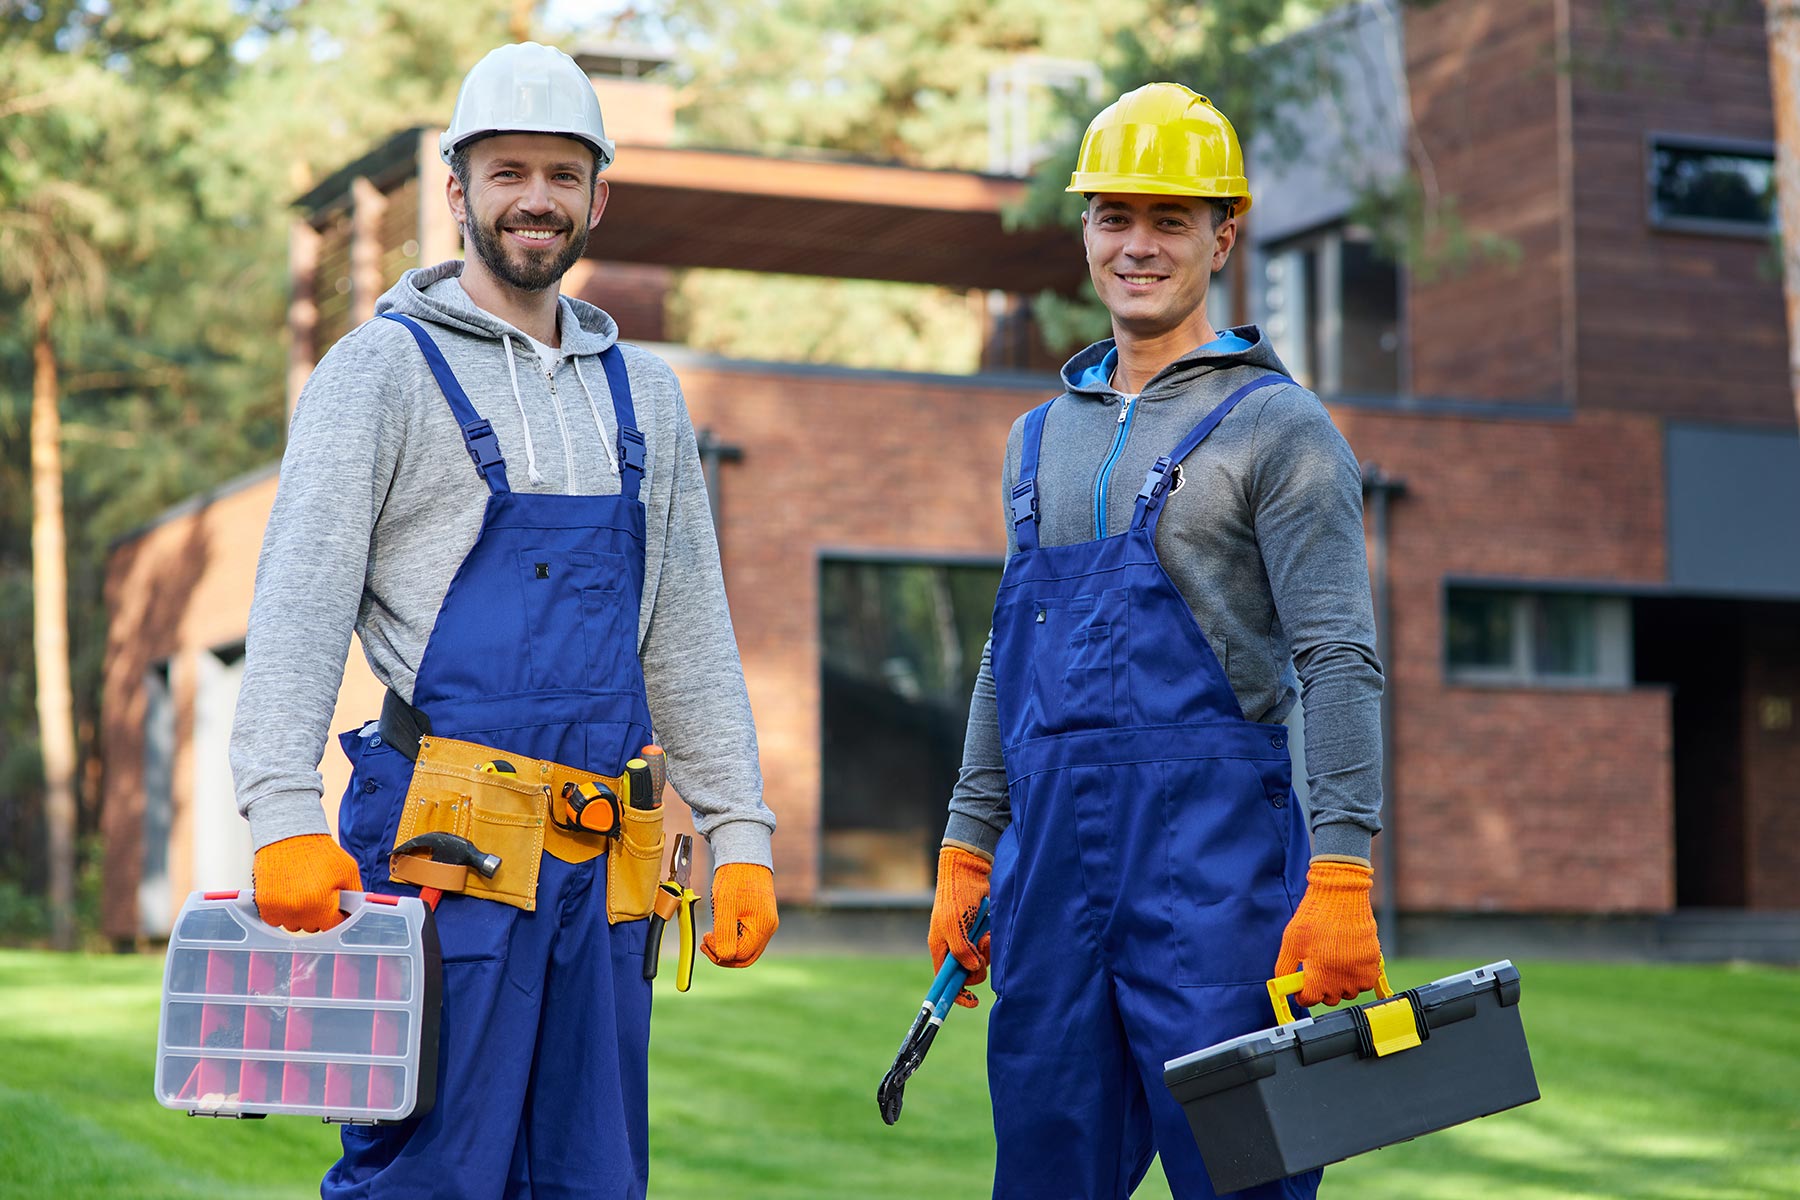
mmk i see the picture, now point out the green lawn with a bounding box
[1,949,1795,1198]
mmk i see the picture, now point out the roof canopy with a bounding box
[595,144,1083,294]
[298,130,1086,295]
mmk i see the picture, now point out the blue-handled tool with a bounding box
[877,897,991,1125]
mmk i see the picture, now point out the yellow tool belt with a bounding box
[389,734,665,920]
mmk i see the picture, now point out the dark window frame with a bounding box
[1645,131,1778,240]
[815,550,1005,904]
[1259,220,1401,398]
[1441,585,1634,690]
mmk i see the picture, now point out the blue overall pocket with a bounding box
[336,729,408,888]
[1160,754,1298,986]
[518,548,625,692]
[1050,590,1129,733]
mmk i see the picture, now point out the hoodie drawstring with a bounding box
[500,336,548,486]
[572,357,623,478]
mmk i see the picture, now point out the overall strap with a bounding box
[598,344,645,504]
[1008,399,1056,553]
[380,312,510,494]
[1132,372,1288,534]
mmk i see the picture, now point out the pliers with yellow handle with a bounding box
[643,834,698,991]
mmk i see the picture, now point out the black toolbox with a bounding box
[1163,961,1539,1193]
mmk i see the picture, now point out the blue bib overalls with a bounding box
[325,314,655,1199]
[986,375,1321,1199]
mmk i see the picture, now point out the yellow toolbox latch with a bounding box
[1359,995,1423,1057]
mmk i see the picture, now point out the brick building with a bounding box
[102,5,1799,956]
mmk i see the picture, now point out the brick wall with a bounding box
[1335,403,1676,912]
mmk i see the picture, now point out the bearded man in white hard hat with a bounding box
[929,83,1385,1197]
[230,43,777,1198]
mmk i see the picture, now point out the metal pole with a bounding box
[1362,463,1407,955]
[695,427,743,553]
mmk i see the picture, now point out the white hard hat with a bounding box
[440,42,615,170]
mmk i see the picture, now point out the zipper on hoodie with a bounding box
[542,358,578,495]
[1092,394,1138,539]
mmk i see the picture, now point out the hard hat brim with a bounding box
[439,127,616,171]
[1066,173,1251,215]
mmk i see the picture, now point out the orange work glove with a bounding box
[1273,860,1384,1007]
[701,863,778,967]
[252,833,362,933]
[928,846,992,1009]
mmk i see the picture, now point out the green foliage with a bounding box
[0,1,508,899]
[1030,289,1113,352]
[664,0,1158,169]
[670,270,984,372]
[1349,174,1521,285]
[1010,0,1350,231]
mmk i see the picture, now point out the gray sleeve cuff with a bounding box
[1309,820,1374,862]
[944,812,1005,860]
[704,818,775,872]
[245,791,333,854]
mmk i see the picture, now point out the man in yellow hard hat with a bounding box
[928,83,1384,1197]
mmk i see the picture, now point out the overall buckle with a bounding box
[1009,480,1039,527]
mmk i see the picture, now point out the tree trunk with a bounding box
[31,263,79,951]
[1770,0,1800,427]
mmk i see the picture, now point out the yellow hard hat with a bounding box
[1066,82,1252,215]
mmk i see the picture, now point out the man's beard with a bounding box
[466,209,589,292]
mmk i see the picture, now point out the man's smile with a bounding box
[505,226,565,247]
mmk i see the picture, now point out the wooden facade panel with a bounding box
[1567,0,1789,425]
[313,211,354,360]
[1405,0,1569,403]
[380,176,421,284]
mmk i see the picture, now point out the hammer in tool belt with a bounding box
[390,832,501,911]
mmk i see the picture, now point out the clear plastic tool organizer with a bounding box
[154,890,442,1123]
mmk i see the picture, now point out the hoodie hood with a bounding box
[1061,323,1292,399]
[372,260,625,488]
[375,260,620,358]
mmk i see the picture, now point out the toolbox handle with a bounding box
[215,889,388,938]
[1265,958,1394,1026]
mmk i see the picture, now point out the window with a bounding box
[1445,589,1632,686]
[1262,224,1399,396]
[1648,135,1777,237]
[139,661,175,937]
[192,644,252,892]
[819,557,1001,896]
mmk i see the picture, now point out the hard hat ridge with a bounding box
[440,42,616,171]
[1066,82,1252,215]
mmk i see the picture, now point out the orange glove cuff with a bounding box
[1273,860,1382,1008]
[700,863,778,968]
[252,834,363,932]
[929,847,992,1004]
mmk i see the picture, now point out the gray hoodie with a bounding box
[945,329,1383,863]
[230,262,773,869]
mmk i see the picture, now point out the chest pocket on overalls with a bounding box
[518,549,628,692]
[1034,589,1130,735]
